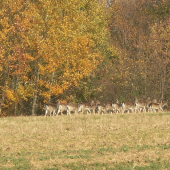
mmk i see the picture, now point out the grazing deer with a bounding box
[145,97,152,112]
[67,103,79,115]
[135,101,146,112]
[78,103,91,114]
[149,101,168,112]
[90,100,100,114]
[78,100,100,114]
[135,97,151,112]
[121,102,137,113]
[112,99,121,113]
[45,104,57,116]
[105,102,114,114]
[96,104,106,114]
[56,102,67,115]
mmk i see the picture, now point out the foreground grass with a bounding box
[0,112,170,169]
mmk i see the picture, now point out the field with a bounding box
[0,112,170,170]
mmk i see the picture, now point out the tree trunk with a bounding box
[32,89,38,116]
[32,62,40,116]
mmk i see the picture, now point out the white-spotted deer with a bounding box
[90,100,100,114]
[78,103,91,114]
[44,104,57,116]
[149,100,168,112]
[56,101,67,115]
[78,100,100,114]
[121,102,137,113]
[67,103,79,115]
[105,102,114,114]
[96,104,106,114]
[112,99,121,113]
[135,97,151,112]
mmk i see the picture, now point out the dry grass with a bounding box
[0,112,170,169]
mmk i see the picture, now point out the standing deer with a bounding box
[67,103,79,115]
[78,103,91,114]
[121,102,137,113]
[90,100,100,114]
[105,102,114,114]
[112,99,121,113]
[56,102,67,115]
[96,104,106,114]
[45,104,57,116]
[135,97,151,112]
[78,100,100,114]
[149,100,168,112]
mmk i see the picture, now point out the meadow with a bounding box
[0,112,170,170]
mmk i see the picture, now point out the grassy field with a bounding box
[0,112,170,170]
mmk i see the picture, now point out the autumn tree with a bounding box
[149,19,170,99]
[0,0,110,116]
[107,0,170,101]
[0,0,33,115]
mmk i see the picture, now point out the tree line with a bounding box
[0,0,170,116]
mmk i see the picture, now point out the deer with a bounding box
[135,97,152,112]
[149,100,168,112]
[105,102,114,114]
[78,100,100,114]
[96,104,106,114]
[67,103,79,115]
[56,101,67,115]
[112,99,121,113]
[44,104,57,116]
[78,103,91,114]
[121,101,137,113]
[90,100,100,114]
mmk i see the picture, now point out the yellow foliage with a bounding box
[25,54,35,61]
[18,85,28,101]
[41,91,51,100]
[0,0,110,107]
[6,89,18,102]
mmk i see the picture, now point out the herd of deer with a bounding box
[44,97,168,116]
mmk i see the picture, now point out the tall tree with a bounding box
[108,0,170,101]
[0,0,110,115]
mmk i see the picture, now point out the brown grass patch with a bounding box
[0,113,170,169]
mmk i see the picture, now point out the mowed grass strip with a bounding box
[0,113,170,169]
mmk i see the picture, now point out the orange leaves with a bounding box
[6,89,17,102]
[5,84,27,103]
[25,54,35,62]
[0,0,110,115]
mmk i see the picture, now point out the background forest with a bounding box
[0,0,170,116]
